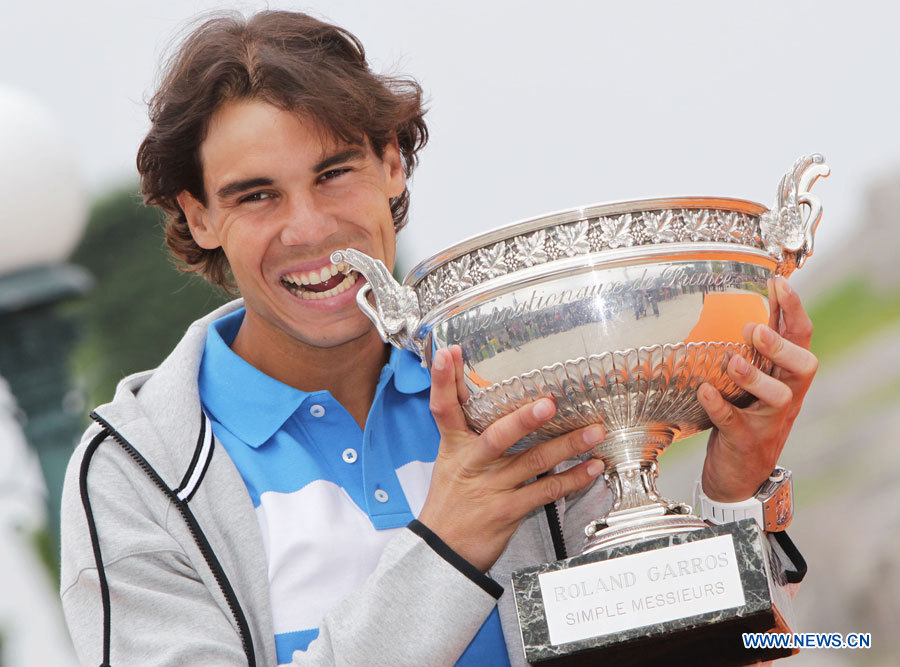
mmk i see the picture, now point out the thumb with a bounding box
[697,382,739,432]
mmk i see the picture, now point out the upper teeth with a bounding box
[283,261,350,287]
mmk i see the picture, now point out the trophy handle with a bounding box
[330,249,425,358]
[760,153,831,277]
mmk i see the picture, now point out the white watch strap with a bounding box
[693,479,763,529]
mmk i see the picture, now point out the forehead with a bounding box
[200,99,362,174]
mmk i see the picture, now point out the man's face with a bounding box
[179,99,405,350]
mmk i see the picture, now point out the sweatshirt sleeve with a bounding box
[296,523,500,666]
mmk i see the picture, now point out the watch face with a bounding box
[761,468,792,531]
[774,494,791,527]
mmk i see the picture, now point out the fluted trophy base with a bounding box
[582,425,707,553]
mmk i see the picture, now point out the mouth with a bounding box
[280,260,361,300]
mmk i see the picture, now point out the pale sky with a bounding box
[3,0,898,276]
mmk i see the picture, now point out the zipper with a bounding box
[543,500,567,561]
[537,472,567,561]
[89,412,256,666]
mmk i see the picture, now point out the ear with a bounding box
[177,191,221,250]
[380,136,406,199]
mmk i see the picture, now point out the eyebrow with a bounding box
[214,148,367,201]
[216,177,274,201]
[313,148,366,173]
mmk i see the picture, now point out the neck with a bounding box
[231,318,389,429]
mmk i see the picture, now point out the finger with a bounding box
[724,354,793,411]
[502,424,606,486]
[775,277,813,349]
[751,324,819,382]
[766,277,781,332]
[429,348,469,433]
[471,398,558,466]
[697,382,741,431]
[741,321,756,346]
[450,345,470,404]
[506,458,605,518]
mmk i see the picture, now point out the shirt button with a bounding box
[342,448,358,464]
[309,404,325,418]
[374,489,389,503]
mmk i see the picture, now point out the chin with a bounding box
[294,318,376,349]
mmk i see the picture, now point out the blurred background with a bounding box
[0,1,897,665]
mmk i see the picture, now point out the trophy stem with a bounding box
[583,425,706,553]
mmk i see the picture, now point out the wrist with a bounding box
[415,509,497,573]
[408,520,504,598]
[700,467,769,502]
[695,467,793,532]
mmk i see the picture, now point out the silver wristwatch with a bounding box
[694,467,793,532]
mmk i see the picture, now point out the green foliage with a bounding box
[30,525,60,590]
[807,276,900,365]
[67,185,230,408]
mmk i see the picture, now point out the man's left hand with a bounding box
[698,276,818,501]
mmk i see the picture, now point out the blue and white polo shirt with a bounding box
[198,309,509,665]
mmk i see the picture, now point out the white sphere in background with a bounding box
[0,85,87,276]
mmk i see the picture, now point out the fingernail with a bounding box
[533,398,554,420]
[586,459,605,477]
[433,351,446,371]
[778,276,794,295]
[582,425,605,445]
[731,354,750,375]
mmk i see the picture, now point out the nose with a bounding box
[279,193,338,247]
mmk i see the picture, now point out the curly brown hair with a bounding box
[137,10,428,287]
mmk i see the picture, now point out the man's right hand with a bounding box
[417,346,606,573]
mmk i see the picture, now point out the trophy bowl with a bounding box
[333,154,828,554]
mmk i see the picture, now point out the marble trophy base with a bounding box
[511,520,796,666]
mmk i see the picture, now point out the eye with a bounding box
[317,167,351,183]
[239,191,275,204]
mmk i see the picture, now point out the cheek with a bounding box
[375,215,397,267]
[220,226,272,276]
[219,211,271,246]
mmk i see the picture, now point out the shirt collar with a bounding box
[387,345,431,395]
[198,309,431,447]
[199,309,310,447]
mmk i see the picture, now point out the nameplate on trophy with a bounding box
[537,535,745,646]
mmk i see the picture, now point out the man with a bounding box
[61,10,815,666]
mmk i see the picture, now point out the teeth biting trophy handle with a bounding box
[331,249,425,358]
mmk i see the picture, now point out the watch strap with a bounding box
[694,481,764,527]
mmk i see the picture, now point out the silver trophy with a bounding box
[333,154,828,664]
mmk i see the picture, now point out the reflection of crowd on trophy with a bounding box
[631,290,659,320]
[448,289,655,361]
[450,310,568,363]
[448,276,747,363]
